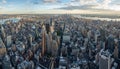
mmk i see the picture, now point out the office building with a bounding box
[51,40,58,57]
[99,49,113,69]
[7,35,12,47]
[41,25,46,56]
[0,37,6,57]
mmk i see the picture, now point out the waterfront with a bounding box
[0,18,21,24]
[73,15,120,21]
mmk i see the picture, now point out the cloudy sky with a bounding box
[0,0,120,14]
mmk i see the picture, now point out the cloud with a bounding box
[93,0,112,9]
[0,6,5,9]
[59,5,96,10]
[58,0,118,11]
[97,0,112,7]
[0,0,7,4]
[58,0,98,10]
[0,6,2,9]
[70,0,97,5]
[70,0,80,2]
[43,0,57,3]
[0,0,6,9]
[72,0,112,5]
[30,0,58,5]
[103,0,112,5]
[80,0,97,5]
[2,0,7,4]
[108,4,120,11]
[29,0,41,5]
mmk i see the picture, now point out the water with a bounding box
[73,15,120,21]
[0,18,21,24]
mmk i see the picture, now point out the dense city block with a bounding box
[0,14,120,69]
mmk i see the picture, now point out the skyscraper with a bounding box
[118,39,120,58]
[41,25,46,56]
[46,33,52,54]
[87,30,92,40]
[107,34,114,53]
[28,34,32,47]
[95,30,100,43]
[113,45,118,59]
[99,50,112,69]
[6,35,12,47]
[46,23,50,34]
[51,39,58,57]
[2,54,12,69]
[0,37,6,57]
[1,26,6,43]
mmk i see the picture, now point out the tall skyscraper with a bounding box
[87,30,92,39]
[28,34,32,47]
[2,54,12,69]
[50,20,55,33]
[99,50,113,69]
[46,23,50,34]
[1,26,6,43]
[107,34,114,53]
[49,18,55,33]
[50,18,52,26]
[41,25,46,56]
[100,28,106,42]
[51,40,58,57]
[113,45,118,59]
[0,37,6,57]
[6,35,12,47]
[118,39,120,58]
[95,30,100,43]
[46,33,52,54]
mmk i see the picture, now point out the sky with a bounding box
[0,0,120,14]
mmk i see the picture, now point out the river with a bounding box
[0,18,21,24]
[73,15,120,21]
